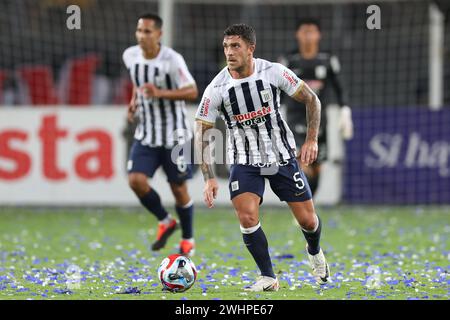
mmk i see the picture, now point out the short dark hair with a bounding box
[223,24,256,45]
[296,18,321,31]
[138,13,163,29]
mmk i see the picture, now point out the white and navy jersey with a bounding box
[195,58,304,165]
[123,45,196,147]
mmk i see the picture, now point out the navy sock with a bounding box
[139,189,169,221]
[302,215,322,255]
[175,200,194,239]
[242,223,275,279]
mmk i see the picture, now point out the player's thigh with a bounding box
[127,140,161,178]
[300,161,321,177]
[162,146,193,184]
[228,164,265,205]
[316,141,328,165]
[268,158,312,203]
[316,116,328,164]
[299,160,314,177]
[231,192,261,228]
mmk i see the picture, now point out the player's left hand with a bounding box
[141,83,161,99]
[298,139,318,166]
[339,105,354,140]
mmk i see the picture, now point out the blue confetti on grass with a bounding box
[53,288,73,295]
[117,287,141,294]
[274,254,294,260]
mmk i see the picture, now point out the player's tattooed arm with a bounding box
[292,82,321,165]
[195,120,215,181]
[292,82,321,143]
[195,120,219,208]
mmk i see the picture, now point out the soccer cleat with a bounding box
[306,246,331,285]
[151,219,178,251]
[244,276,280,292]
[179,239,195,257]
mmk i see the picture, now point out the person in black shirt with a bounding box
[280,18,353,196]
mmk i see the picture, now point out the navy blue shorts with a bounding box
[127,140,192,183]
[228,158,312,203]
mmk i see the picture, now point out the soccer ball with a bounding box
[157,254,197,293]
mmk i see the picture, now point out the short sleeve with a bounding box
[122,48,133,70]
[271,63,303,97]
[171,53,196,89]
[195,84,221,124]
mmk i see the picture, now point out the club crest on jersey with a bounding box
[260,89,272,103]
[232,106,271,127]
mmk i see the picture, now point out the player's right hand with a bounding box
[127,99,137,123]
[298,139,318,166]
[204,178,219,208]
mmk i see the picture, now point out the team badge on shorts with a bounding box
[231,181,239,191]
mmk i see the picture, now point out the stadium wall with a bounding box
[344,107,450,204]
[0,107,343,206]
[3,106,448,206]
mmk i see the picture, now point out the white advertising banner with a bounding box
[0,108,133,205]
[0,107,340,206]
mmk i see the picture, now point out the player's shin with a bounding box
[175,199,194,239]
[241,223,276,279]
[301,214,322,255]
[139,189,171,221]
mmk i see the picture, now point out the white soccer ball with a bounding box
[157,254,197,293]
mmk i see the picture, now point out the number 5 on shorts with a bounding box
[293,172,305,190]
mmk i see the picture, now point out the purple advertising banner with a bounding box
[344,107,450,204]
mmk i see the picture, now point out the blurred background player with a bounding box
[123,13,198,256]
[280,18,354,196]
[195,24,330,291]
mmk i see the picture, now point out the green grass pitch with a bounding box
[0,206,448,300]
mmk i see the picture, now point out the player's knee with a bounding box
[237,210,258,228]
[299,213,318,231]
[301,217,316,231]
[170,182,189,204]
[170,182,184,195]
[128,174,149,196]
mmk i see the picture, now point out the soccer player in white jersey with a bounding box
[195,24,330,291]
[123,13,198,256]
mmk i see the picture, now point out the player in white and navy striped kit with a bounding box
[195,24,330,291]
[123,13,197,257]
[197,56,299,165]
[123,44,194,147]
